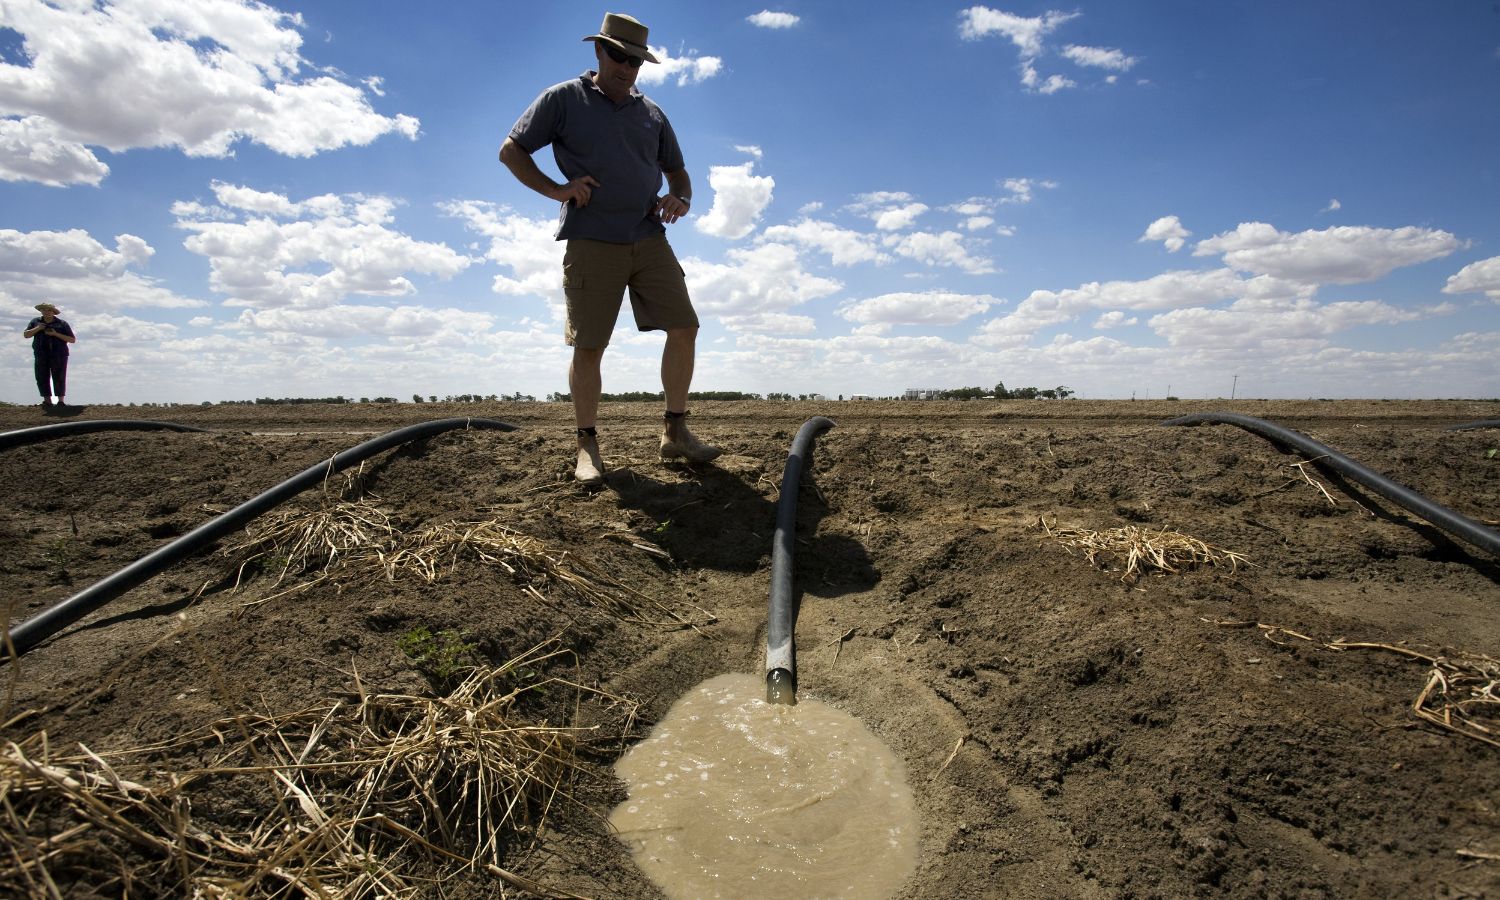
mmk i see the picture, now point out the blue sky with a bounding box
[2,0,1497,404]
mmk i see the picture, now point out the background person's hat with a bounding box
[583,12,659,63]
[34,303,59,313]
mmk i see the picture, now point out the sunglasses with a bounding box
[601,43,644,68]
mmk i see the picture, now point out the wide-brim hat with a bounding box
[35,303,59,313]
[583,12,659,64]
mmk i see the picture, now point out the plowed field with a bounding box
[3,399,1497,898]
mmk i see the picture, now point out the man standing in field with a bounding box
[499,12,721,486]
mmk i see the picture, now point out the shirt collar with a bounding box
[581,70,642,103]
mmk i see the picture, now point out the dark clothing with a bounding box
[26,316,72,399]
[509,71,685,243]
[27,316,73,358]
[35,354,66,399]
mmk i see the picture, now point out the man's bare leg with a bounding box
[661,327,695,412]
[571,346,606,483]
[659,327,720,461]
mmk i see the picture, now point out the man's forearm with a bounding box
[499,140,560,201]
[664,169,692,204]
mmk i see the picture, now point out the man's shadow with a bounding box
[44,404,86,418]
[609,458,877,597]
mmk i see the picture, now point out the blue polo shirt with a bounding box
[509,71,685,244]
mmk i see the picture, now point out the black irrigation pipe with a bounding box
[765,416,836,705]
[1446,420,1500,432]
[0,419,210,451]
[1163,412,1500,558]
[3,417,517,660]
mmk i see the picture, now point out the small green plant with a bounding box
[398,626,478,681]
[653,519,672,534]
[43,538,73,568]
[1486,448,1497,460]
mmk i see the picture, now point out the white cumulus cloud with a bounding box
[637,47,723,86]
[1141,215,1191,252]
[1024,67,1075,94]
[960,7,1133,92]
[0,116,109,186]
[682,242,842,333]
[1148,298,1450,349]
[0,227,205,313]
[176,185,470,310]
[230,303,494,339]
[445,199,564,307]
[1062,45,1138,71]
[0,0,419,186]
[873,203,928,231]
[882,231,996,275]
[847,191,930,231]
[759,219,889,267]
[1093,311,1138,329]
[958,7,1078,58]
[695,162,775,240]
[1442,255,1500,301]
[839,290,998,333]
[1193,223,1464,284]
[746,11,800,29]
[977,268,1250,342]
[999,177,1056,204]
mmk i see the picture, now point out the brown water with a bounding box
[610,673,919,900]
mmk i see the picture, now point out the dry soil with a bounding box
[2,398,1498,898]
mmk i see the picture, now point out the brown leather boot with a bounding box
[660,414,721,462]
[575,430,605,485]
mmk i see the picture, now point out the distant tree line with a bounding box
[903,384,1076,400]
[102,385,1076,406]
[993,383,1074,400]
[411,393,536,403]
[247,396,353,405]
[545,390,762,402]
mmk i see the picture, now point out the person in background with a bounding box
[499,11,721,486]
[23,302,75,410]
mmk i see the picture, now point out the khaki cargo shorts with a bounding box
[562,235,699,349]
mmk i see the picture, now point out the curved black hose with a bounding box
[3,417,517,660]
[1446,420,1500,432]
[1163,412,1499,557]
[1,420,210,451]
[766,416,836,704]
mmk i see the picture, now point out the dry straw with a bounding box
[1036,516,1250,583]
[220,496,394,590]
[1213,620,1500,751]
[217,496,712,630]
[0,640,610,898]
[377,519,713,630]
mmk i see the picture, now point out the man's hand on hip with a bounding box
[554,176,601,207]
[654,194,690,225]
